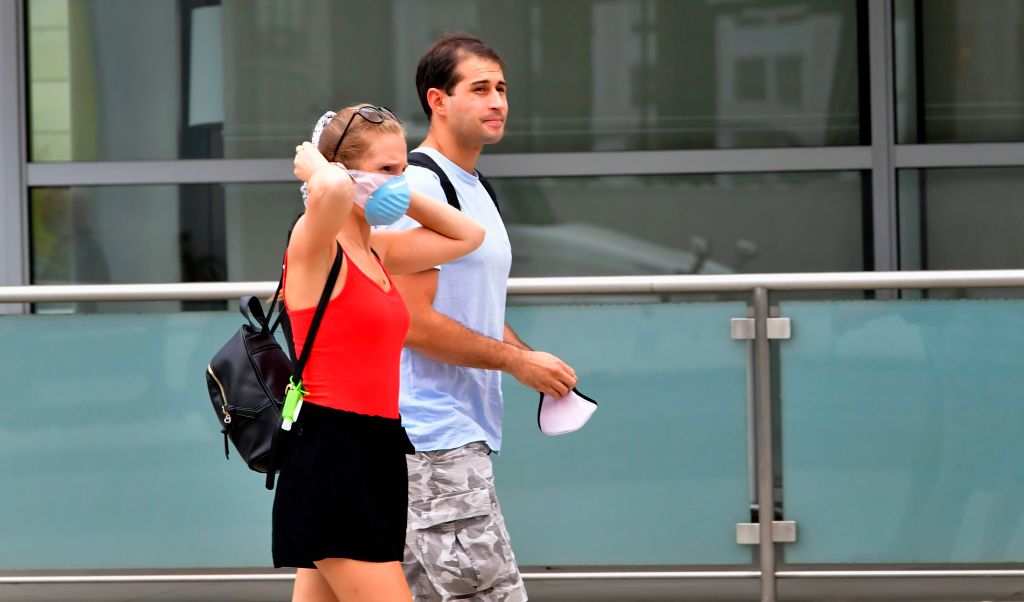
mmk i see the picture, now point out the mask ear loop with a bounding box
[300,111,337,207]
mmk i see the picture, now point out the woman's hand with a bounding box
[293,141,332,182]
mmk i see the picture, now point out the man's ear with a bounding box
[426,88,447,118]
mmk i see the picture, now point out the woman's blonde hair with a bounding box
[316,103,405,166]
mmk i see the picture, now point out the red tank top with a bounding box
[284,246,409,418]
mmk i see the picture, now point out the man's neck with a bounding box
[421,129,483,175]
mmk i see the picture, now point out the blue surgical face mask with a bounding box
[363,174,410,226]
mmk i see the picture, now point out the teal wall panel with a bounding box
[0,312,275,570]
[499,302,752,566]
[1,301,752,570]
[781,300,1024,564]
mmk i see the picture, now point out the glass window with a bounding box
[899,167,1024,270]
[895,0,1024,144]
[495,171,868,278]
[30,183,303,312]
[32,171,866,306]
[27,0,863,162]
[899,167,1024,298]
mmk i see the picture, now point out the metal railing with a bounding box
[5,269,1024,602]
[4,269,1024,303]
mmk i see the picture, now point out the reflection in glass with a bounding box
[501,302,752,565]
[898,167,1024,299]
[0,302,751,568]
[898,167,1024,271]
[27,0,862,161]
[895,0,1024,144]
[782,300,1024,563]
[0,311,279,569]
[495,171,867,278]
[31,172,867,311]
[30,183,303,313]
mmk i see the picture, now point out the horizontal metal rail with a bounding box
[0,574,295,584]
[524,571,759,580]
[0,281,275,303]
[21,143,1024,188]
[776,570,1024,578]
[0,571,761,584]
[25,147,871,187]
[3,270,1024,303]
[9,569,1024,585]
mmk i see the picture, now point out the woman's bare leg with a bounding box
[292,567,339,602]
[314,558,412,602]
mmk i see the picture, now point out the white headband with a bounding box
[300,110,337,206]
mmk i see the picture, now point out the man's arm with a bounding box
[503,324,531,351]
[392,269,577,397]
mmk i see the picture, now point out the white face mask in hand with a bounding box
[538,387,598,436]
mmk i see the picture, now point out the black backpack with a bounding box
[407,151,499,213]
[205,241,342,490]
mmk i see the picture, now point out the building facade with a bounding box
[4,2,1024,601]
[4,0,1024,311]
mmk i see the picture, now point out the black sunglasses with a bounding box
[330,105,401,161]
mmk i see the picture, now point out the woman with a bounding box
[275,104,484,602]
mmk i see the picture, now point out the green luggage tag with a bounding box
[281,377,308,431]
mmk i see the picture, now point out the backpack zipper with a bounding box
[207,364,232,424]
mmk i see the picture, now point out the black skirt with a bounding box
[272,402,414,568]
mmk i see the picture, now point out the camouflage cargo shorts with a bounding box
[403,442,527,602]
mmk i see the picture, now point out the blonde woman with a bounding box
[274,105,484,602]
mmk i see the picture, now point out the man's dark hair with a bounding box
[416,32,505,121]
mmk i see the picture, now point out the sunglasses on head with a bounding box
[331,105,401,161]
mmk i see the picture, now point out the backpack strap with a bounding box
[478,173,500,215]
[266,213,304,338]
[408,151,460,210]
[407,151,499,214]
[291,241,342,383]
[264,215,352,365]
[264,241,343,490]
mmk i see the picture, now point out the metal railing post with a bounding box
[0,0,28,315]
[753,287,777,602]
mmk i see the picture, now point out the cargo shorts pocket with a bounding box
[409,487,508,596]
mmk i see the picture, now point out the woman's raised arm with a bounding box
[289,142,355,262]
[370,190,485,275]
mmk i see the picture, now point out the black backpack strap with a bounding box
[265,241,343,491]
[408,151,460,210]
[262,273,285,332]
[477,172,500,215]
[267,213,304,336]
[292,241,343,383]
[276,312,296,364]
[240,295,270,329]
[407,150,500,214]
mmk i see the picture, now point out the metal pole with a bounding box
[754,287,776,602]
[6,269,1024,303]
[0,570,764,585]
[868,0,899,289]
[0,0,28,314]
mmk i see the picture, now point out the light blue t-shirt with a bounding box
[386,147,512,452]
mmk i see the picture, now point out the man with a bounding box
[386,33,578,601]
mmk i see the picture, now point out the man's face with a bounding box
[442,55,508,146]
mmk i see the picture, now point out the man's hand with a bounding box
[505,349,577,398]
